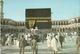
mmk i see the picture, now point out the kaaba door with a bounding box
[28,20,36,28]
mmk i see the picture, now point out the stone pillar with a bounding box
[0,0,4,19]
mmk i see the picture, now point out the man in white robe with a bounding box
[51,34,58,54]
[46,33,52,48]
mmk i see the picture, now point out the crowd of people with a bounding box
[46,32,80,54]
[0,29,80,54]
[46,32,64,54]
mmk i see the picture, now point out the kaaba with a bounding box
[25,8,51,29]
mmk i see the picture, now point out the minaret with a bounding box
[0,0,4,19]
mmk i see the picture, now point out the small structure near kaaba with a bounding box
[25,8,52,29]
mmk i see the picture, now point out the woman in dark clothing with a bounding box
[19,35,25,54]
[31,35,38,54]
[59,34,64,48]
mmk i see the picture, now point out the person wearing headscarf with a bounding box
[59,33,64,48]
[19,35,25,54]
[31,35,38,54]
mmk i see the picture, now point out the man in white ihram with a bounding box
[51,34,58,54]
[46,33,58,54]
[46,33,52,48]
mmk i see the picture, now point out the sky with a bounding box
[4,0,80,21]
